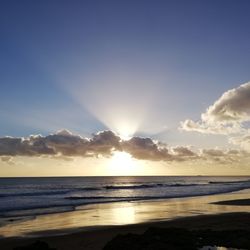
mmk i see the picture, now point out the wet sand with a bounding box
[0,189,250,249]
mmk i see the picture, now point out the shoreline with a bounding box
[1,186,250,222]
[0,212,250,250]
[0,189,250,238]
[1,176,250,223]
[0,189,250,249]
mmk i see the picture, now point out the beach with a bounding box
[0,188,250,250]
[2,0,250,248]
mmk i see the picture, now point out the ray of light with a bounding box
[59,61,167,138]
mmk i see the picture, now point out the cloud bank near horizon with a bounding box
[0,129,179,161]
[0,129,248,165]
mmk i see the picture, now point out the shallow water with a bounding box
[0,176,250,219]
[0,188,250,238]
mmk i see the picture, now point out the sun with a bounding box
[118,132,132,141]
[115,122,136,140]
[107,151,144,176]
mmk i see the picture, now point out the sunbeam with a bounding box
[60,63,166,137]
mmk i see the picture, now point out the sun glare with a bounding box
[115,122,136,140]
[107,151,143,176]
[118,132,132,141]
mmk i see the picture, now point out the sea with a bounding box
[0,176,250,220]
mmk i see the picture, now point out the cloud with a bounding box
[0,137,55,156]
[42,129,89,156]
[121,137,172,161]
[229,135,250,151]
[180,119,242,135]
[180,82,250,135]
[201,149,225,157]
[0,130,121,158]
[0,129,199,162]
[89,130,121,156]
[0,129,247,164]
[0,156,14,165]
[202,82,250,123]
[198,148,249,164]
[171,146,197,157]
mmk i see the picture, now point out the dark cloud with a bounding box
[0,137,23,156]
[172,146,196,157]
[0,137,54,156]
[0,130,120,158]
[0,130,122,158]
[0,130,198,162]
[0,129,246,164]
[89,130,121,156]
[43,130,89,156]
[121,137,172,161]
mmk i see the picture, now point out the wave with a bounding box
[0,184,204,198]
[66,185,250,201]
[209,180,250,185]
[0,187,101,198]
[2,180,250,198]
[1,184,250,219]
[103,180,250,190]
[104,183,201,190]
[0,190,69,198]
[66,196,148,200]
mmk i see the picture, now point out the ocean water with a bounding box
[0,176,250,219]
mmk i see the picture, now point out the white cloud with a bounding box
[229,134,250,151]
[181,82,250,135]
[180,119,242,135]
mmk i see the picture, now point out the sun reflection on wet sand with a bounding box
[0,189,250,238]
[111,205,136,224]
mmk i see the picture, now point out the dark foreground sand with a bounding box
[1,198,250,250]
[213,198,250,206]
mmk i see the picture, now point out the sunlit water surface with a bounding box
[0,188,249,238]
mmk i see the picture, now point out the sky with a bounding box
[0,0,250,176]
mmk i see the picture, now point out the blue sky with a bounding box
[0,0,250,142]
[1,1,250,176]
